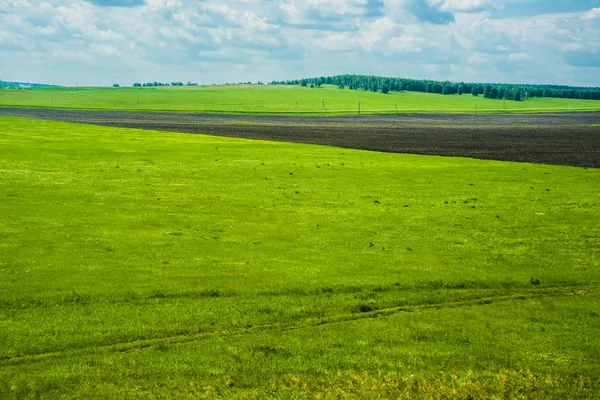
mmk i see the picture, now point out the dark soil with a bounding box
[2,108,599,167]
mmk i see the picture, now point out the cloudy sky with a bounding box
[1,0,599,86]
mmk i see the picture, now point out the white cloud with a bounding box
[146,0,180,11]
[435,0,498,13]
[322,32,356,51]
[241,11,278,31]
[508,52,530,62]
[581,7,600,20]
[0,0,598,86]
[388,35,424,52]
[358,17,396,50]
[201,3,238,23]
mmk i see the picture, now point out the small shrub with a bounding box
[201,289,222,297]
[353,303,375,313]
[530,277,540,286]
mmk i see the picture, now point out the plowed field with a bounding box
[1,108,598,167]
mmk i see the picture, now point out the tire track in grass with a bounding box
[1,285,596,367]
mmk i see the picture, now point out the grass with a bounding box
[2,84,600,114]
[1,116,599,398]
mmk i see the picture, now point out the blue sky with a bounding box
[1,0,599,86]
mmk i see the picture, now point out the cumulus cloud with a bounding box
[0,0,598,86]
[436,0,498,13]
[581,7,600,20]
[508,52,530,62]
[85,0,145,6]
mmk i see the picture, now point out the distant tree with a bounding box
[471,86,478,96]
[112,83,120,88]
[490,87,499,99]
[133,82,142,87]
[483,85,492,98]
[381,85,389,94]
[310,83,315,88]
[513,88,522,101]
[497,87,505,100]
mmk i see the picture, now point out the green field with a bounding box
[2,84,600,114]
[1,116,599,398]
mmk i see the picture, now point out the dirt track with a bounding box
[1,108,599,167]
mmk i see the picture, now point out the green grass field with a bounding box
[1,116,599,398]
[2,84,600,114]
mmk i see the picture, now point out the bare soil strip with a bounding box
[2,108,599,167]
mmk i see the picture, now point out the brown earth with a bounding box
[1,108,599,168]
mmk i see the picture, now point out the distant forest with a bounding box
[270,75,600,101]
[132,82,198,87]
[0,80,59,89]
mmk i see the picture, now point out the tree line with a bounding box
[270,75,600,101]
[131,82,198,87]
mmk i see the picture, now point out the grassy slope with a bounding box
[2,84,600,114]
[1,116,599,398]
